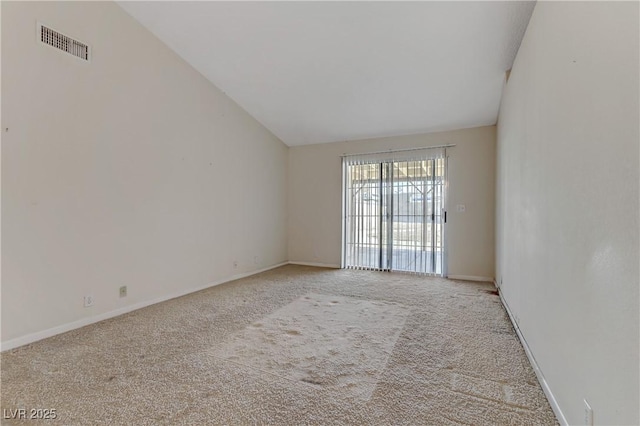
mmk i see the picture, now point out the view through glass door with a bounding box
[342,151,447,276]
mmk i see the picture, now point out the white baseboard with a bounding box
[288,261,340,269]
[447,274,494,282]
[0,261,289,352]
[497,288,568,426]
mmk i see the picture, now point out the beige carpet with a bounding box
[1,265,557,425]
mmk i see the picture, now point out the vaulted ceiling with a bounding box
[119,1,535,146]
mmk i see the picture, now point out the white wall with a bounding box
[496,2,639,425]
[1,1,288,346]
[289,126,496,279]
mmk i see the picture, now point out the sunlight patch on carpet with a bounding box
[212,293,409,401]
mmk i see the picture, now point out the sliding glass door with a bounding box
[342,150,447,276]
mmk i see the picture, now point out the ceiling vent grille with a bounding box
[38,23,90,61]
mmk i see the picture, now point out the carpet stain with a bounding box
[301,377,324,386]
[209,293,409,402]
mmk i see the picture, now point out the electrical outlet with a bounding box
[83,295,94,307]
[456,204,466,212]
[233,260,238,269]
[584,399,593,426]
[253,255,259,265]
[119,286,127,298]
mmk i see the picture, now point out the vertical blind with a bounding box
[341,147,447,276]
